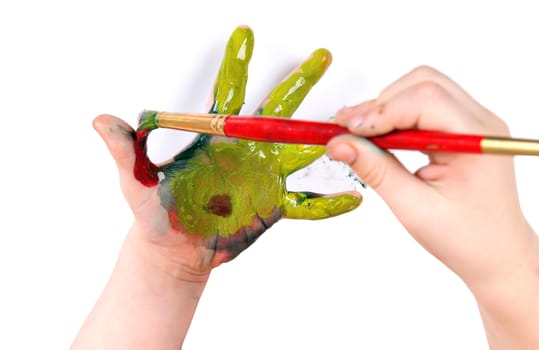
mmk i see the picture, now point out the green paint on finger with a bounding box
[282,192,361,219]
[258,48,332,117]
[210,26,254,114]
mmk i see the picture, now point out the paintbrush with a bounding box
[138,110,539,155]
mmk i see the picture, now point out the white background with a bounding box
[1,0,539,349]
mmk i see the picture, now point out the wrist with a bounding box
[71,224,211,350]
[467,227,539,347]
[466,223,538,295]
[126,222,211,287]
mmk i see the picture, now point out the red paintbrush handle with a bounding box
[369,130,483,153]
[224,116,484,153]
[224,116,348,144]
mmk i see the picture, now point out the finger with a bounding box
[279,144,326,175]
[377,65,482,109]
[326,134,437,221]
[334,65,490,132]
[337,80,484,137]
[254,48,332,118]
[333,99,376,128]
[93,114,157,190]
[207,25,254,114]
[93,114,137,173]
[281,191,361,219]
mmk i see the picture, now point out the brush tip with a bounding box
[137,110,159,131]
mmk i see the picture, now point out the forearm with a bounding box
[471,227,539,349]
[70,224,210,350]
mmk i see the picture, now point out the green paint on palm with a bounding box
[167,141,284,237]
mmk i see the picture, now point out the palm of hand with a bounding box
[134,26,361,269]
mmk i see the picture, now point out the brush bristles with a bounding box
[137,110,159,131]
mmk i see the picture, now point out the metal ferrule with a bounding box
[156,112,228,136]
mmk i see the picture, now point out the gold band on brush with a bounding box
[156,112,228,136]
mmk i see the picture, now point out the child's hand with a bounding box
[93,26,361,276]
[327,66,539,348]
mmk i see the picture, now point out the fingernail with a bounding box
[347,116,365,130]
[339,100,376,130]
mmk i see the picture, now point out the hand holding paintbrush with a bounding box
[326,66,539,349]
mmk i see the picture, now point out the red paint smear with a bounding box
[134,129,159,187]
[167,206,183,233]
[213,250,233,265]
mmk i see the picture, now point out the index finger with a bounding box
[338,81,481,136]
[377,66,482,110]
[334,66,492,135]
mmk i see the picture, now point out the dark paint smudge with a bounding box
[208,207,281,263]
[205,194,232,217]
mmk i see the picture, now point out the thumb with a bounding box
[93,114,158,190]
[93,114,137,176]
[326,134,430,216]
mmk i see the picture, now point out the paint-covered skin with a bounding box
[135,26,361,267]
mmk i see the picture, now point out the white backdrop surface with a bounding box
[1,1,539,349]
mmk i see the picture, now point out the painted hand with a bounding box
[95,26,361,273]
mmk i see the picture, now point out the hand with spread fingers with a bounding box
[326,66,539,349]
[72,26,360,350]
[95,26,360,273]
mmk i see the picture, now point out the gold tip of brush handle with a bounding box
[481,137,539,155]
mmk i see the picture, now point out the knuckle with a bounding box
[409,65,441,80]
[414,80,448,101]
[489,114,511,136]
[497,118,511,135]
[473,109,511,136]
